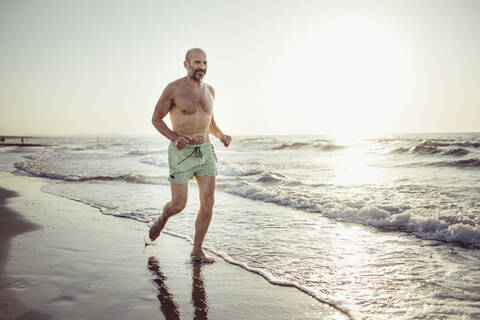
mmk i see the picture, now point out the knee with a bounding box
[169,200,187,215]
[201,195,214,211]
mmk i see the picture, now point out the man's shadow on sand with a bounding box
[147,257,208,320]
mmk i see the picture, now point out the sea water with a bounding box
[1,133,479,319]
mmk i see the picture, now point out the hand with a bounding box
[220,134,232,147]
[174,134,192,150]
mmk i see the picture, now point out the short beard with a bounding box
[190,70,205,81]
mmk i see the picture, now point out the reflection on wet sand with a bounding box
[192,261,208,320]
[147,257,208,320]
[147,257,181,320]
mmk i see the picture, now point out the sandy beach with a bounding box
[0,173,348,320]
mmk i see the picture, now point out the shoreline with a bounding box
[0,173,348,319]
[0,187,41,319]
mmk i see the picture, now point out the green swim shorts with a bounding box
[168,141,218,184]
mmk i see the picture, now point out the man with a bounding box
[148,48,232,263]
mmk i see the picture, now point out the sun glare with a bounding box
[331,143,384,185]
[288,15,414,137]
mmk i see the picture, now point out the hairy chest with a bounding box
[173,88,213,115]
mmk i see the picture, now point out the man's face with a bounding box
[185,51,207,81]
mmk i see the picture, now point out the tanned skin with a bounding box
[150,48,231,263]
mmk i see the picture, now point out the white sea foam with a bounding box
[226,182,480,247]
[218,162,266,177]
[140,155,168,167]
[127,149,166,156]
[15,159,167,184]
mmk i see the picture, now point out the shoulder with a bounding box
[206,84,215,98]
[163,79,183,96]
[168,78,185,90]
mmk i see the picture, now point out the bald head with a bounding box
[184,48,208,81]
[185,48,206,63]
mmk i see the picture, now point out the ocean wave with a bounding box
[272,142,347,151]
[226,182,480,247]
[272,142,310,150]
[3,146,42,154]
[14,160,166,184]
[443,148,471,156]
[140,156,168,167]
[326,207,480,247]
[237,137,278,144]
[372,137,480,151]
[410,145,442,154]
[390,147,410,154]
[255,172,286,183]
[127,149,166,156]
[429,158,480,168]
[70,144,108,151]
[217,161,272,177]
[390,144,441,155]
[423,140,480,148]
[391,143,471,157]
[321,144,348,151]
[219,166,264,177]
[238,137,333,145]
[369,137,425,143]
[219,164,288,184]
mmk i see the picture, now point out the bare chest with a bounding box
[173,87,213,115]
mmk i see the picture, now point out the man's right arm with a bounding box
[152,84,191,149]
[152,84,178,142]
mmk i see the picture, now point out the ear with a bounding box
[183,60,188,68]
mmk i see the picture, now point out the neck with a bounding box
[186,76,203,88]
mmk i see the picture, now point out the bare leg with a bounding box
[191,175,216,263]
[149,182,188,241]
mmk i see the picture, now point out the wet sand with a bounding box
[0,186,41,319]
[0,173,348,319]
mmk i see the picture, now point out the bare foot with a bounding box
[148,214,167,242]
[190,251,216,264]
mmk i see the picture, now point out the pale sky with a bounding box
[1,0,479,136]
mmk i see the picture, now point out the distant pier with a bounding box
[0,136,46,147]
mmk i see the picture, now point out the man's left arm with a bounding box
[210,115,232,147]
[208,85,232,147]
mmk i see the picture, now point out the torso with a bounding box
[169,78,214,144]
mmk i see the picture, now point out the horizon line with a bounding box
[1,131,479,138]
